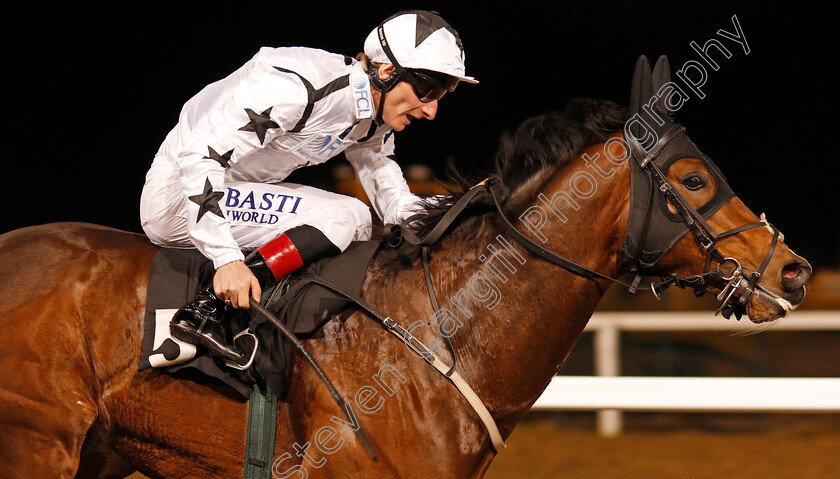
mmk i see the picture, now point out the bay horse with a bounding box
[0,56,811,478]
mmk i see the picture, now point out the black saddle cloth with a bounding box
[138,240,381,399]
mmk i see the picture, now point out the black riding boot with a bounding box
[170,286,244,363]
[170,250,279,364]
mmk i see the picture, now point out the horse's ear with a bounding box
[651,55,670,91]
[651,55,674,118]
[630,55,652,116]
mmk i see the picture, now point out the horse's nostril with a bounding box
[780,261,812,293]
[782,263,801,280]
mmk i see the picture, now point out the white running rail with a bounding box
[531,311,840,436]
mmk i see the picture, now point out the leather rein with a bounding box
[397,138,778,325]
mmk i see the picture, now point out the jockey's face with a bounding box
[373,64,438,131]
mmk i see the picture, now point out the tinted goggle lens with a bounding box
[405,69,458,102]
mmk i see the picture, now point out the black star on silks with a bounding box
[238,107,279,144]
[205,146,234,168]
[189,178,225,222]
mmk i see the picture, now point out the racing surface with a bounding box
[485,412,840,478]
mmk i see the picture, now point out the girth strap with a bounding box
[243,383,278,479]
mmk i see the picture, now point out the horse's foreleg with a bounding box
[0,374,97,478]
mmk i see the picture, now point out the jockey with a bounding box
[139,10,478,364]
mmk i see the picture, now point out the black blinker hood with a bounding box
[623,55,735,268]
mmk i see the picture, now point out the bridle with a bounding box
[622,123,780,319]
[394,123,781,323]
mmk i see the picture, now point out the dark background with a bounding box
[4,1,837,269]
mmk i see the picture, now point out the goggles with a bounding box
[403,69,459,102]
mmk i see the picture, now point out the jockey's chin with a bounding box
[379,82,438,131]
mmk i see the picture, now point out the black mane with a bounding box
[413,98,628,232]
[380,97,629,269]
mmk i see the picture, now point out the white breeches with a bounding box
[140,175,373,253]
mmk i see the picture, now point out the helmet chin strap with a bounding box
[374,85,387,126]
[369,66,403,126]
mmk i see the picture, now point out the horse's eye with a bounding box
[683,176,703,190]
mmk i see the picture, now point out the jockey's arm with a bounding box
[344,130,424,226]
[170,62,305,305]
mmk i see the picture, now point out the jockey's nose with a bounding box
[780,260,812,293]
[421,100,438,120]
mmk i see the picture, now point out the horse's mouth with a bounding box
[745,284,806,323]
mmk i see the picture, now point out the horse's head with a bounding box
[624,55,810,323]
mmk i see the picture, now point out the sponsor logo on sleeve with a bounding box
[353,75,373,119]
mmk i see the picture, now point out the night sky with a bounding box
[4,2,837,268]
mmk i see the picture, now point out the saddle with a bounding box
[138,240,381,399]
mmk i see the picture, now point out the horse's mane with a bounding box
[377,97,629,271]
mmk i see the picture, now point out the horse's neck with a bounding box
[429,140,631,434]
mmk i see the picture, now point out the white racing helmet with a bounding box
[364,10,478,121]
